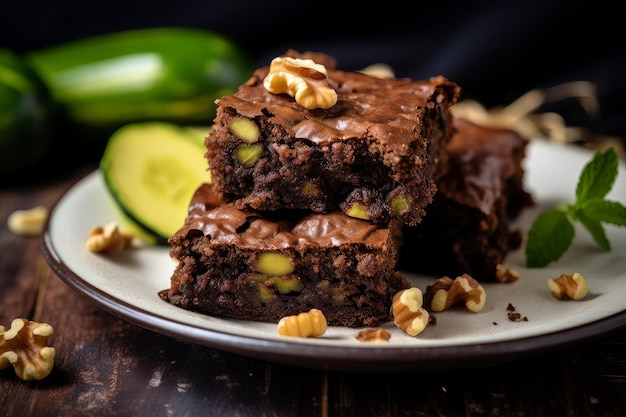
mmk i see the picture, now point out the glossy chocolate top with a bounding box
[440,117,528,214]
[176,184,394,250]
[215,51,461,154]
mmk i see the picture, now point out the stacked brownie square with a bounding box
[398,117,534,282]
[159,51,461,327]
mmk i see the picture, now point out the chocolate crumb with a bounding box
[506,303,528,322]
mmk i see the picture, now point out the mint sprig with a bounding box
[525,147,626,268]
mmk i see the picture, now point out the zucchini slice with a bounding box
[100,122,210,244]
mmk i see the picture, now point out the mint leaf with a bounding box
[526,147,625,268]
[575,147,618,202]
[577,198,626,227]
[576,212,611,250]
[526,207,575,268]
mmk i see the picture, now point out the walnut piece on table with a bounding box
[0,318,55,380]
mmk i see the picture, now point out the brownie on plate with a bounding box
[398,117,534,281]
[159,183,410,328]
[205,50,461,226]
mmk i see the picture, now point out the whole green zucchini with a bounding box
[26,27,253,132]
[0,48,54,180]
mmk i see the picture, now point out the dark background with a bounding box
[2,0,624,140]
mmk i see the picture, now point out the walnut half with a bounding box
[424,274,487,313]
[547,272,588,300]
[392,287,430,336]
[85,222,135,253]
[7,206,49,236]
[354,328,392,343]
[0,318,55,380]
[263,56,338,110]
[277,308,328,338]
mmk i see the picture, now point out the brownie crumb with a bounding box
[506,303,528,322]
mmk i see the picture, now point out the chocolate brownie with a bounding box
[159,183,411,328]
[205,51,461,226]
[398,117,534,281]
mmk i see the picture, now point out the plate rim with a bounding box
[39,141,626,372]
[39,229,626,371]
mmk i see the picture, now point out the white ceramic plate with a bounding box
[41,140,626,371]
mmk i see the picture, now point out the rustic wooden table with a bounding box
[1,163,625,417]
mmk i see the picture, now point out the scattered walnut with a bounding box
[547,272,589,300]
[354,328,391,343]
[277,308,327,338]
[358,63,395,79]
[424,274,486,313]
[495,264,520,283]
[7,205,49,236]
[263,56,338,110]
[392,287,430,336]
[0,318,55,380]
[85,222,135,253]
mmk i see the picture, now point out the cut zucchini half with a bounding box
[100,122,211,244]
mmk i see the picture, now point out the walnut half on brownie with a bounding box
[159,183,410,328]
[205,51,461,226]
